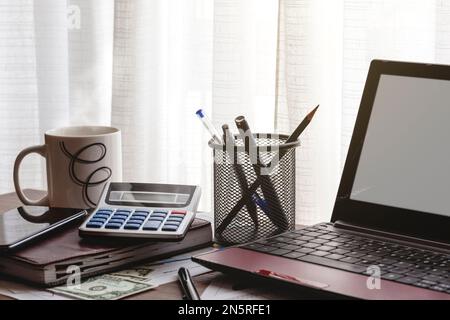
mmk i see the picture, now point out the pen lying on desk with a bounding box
[178,267,201,300]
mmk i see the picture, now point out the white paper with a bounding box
[136,248,214,286]
[0,279,71,300]
[201,276,293,300]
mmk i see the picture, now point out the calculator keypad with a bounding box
[86,208,187,232]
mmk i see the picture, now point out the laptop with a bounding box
[193,60,450,300]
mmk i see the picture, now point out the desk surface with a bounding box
[0,190,217,300]
[0,190,308,300]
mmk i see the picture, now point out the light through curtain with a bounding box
[276,0,450,225]
[3,0,450,225]
[0,0,278,214]
[110,0,278,211]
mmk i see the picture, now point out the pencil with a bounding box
[217,105,319,234]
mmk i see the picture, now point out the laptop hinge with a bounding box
[334,220,450,252]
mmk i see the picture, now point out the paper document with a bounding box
[201,275,299,300]
[112,248,214,286]
[0,278,71,300]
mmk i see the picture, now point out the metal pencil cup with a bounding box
[210,133,300,245]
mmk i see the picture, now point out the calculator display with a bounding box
[109,191,189,205]
[122,192,175,202]
[104,183,198,208]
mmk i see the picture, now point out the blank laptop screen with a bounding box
[350,74,450,218]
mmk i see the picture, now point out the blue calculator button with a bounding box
[109,219,125,224]
[150,213,167,218]
[89,219,106,224]
[164,221,180,227]
[96,209,112,213]
[128,219,144,224]
[112,214,129,219]
[98,208,113,213]
[148,217,164,222]
[86,222,103,228]
[130,215,146,220]
[143,221,161,231]
[124,224,141,230]
[167,216,183,222]
[105,223,122,229]
[127,220,143,226]
[92,215,108,220]
[116,209,132,214]
[89,218,107,224]
[153,210,168,214]
[165,221,181,226]
[132,213,148,218]
[94,213,110,219]
[162,225,178,232]
[170,213,185,218]
[134,210,150,215]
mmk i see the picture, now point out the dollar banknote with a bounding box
[50,274,157,300]
[112,267,154,282]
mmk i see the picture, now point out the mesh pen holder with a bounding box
[210,133,300,245]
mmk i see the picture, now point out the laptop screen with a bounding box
[350,74,450,218]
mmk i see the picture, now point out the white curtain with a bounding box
[276,0,450,225]
[0,0,278,213]
[2,0,450,224]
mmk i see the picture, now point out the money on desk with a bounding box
[48,248,213,300]
[50,274,157,300]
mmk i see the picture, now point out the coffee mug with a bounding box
[14,126,122,209]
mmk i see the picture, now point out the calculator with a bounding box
[79,182,201,241]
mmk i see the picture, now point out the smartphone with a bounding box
[0,206,87,252]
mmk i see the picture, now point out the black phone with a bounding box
[0,206,87,252]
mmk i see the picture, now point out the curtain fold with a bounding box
[275,0,343,225]
[111,0,215,210]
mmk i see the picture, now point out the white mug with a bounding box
[14,126,122,209]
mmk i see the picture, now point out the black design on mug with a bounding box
[59,142,112,207]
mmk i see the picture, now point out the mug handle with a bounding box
[13,145,49,206]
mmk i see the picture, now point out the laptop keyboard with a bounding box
[241,223,450,294]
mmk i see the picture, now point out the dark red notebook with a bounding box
[0,218,212,286]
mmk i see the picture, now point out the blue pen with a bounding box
[196,109,223,145]
[251,194,270,214]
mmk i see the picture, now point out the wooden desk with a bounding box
[0,190,218,300]
[0,190,310,300]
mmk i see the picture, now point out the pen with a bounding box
[217,106,319,234]
[222,124,259,227]
[178,267,201,300]
[234,116,261,165]
[223,124,271,215]
[196,109,223,145]
[234,116,288,231]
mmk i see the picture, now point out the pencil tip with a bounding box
[307,105,319,120]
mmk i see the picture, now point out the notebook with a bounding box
[0,217,212,287]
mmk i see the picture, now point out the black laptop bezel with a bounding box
[331,59,450,244]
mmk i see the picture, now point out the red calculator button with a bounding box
[171,210,186,215]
